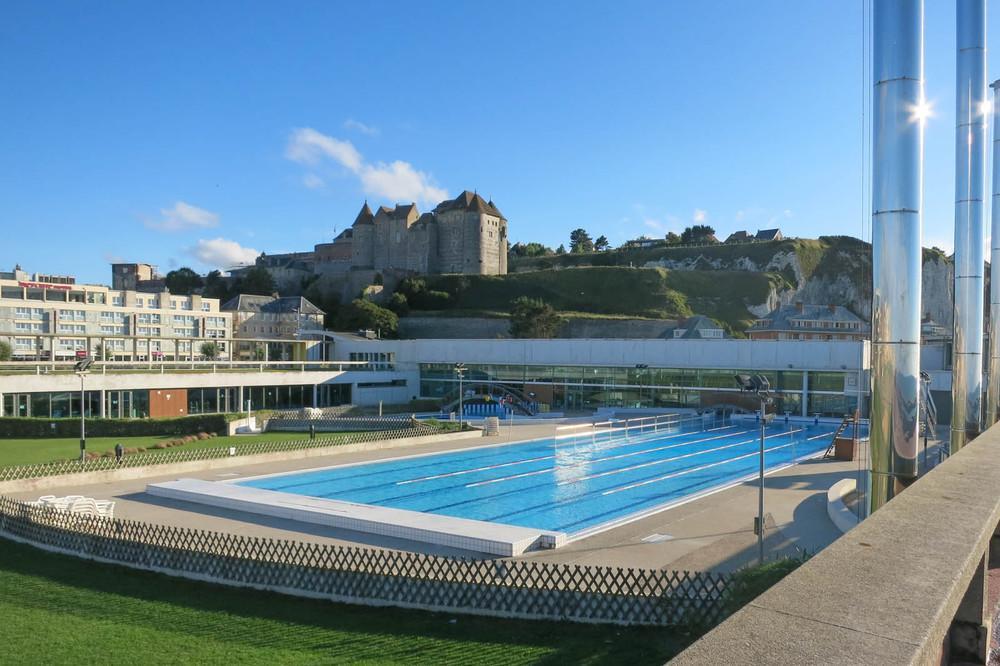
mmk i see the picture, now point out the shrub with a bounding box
[0,414,228,438]
[723,554,809,617]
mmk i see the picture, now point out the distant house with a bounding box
[623,237,663,249]
[755,228,783,241]
[672,315,726,339]
[723,228,784,244]
[747,303,867,341]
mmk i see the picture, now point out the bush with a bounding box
[723,554,809,617]
[0,414,228,438]
[335,299,399,337]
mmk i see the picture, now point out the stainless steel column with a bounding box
[870,0,924,513]
[986,79,1000,425]
[951,0,988,452]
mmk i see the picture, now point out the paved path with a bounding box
[7,421,882,571]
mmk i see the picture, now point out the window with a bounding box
[112,295,123,306]
[201,303,211,311]
[58,309,86,321]
[14,322,44,332]
[14,338,33,350]
[138,313,161,324]
[57,323,86,334]
[100,325,126,335]
[136,326,161,336]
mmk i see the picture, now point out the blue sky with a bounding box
[2,1,999,284]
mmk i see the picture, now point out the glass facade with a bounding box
[419,363,856,417]
[0,383,353,418]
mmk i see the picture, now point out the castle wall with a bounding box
[479,214,505,275]
[351,226,374,268]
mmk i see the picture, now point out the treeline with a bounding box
[508,224,719,259]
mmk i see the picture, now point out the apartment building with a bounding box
[0,267,232,361]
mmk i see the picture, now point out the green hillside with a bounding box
[416,267,782,334]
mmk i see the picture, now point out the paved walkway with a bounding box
[6,421,880,572]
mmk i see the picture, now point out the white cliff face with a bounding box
[644,247,954,325]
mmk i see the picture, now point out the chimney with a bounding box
[795,302,804,313]
[828,304,837,314]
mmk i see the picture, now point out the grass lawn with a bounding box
[0,539,688,665]
[0,432,358,467]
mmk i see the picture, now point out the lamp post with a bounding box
[735,373,772,565]
[635,364,648,408]
[454,362,466,428]
[75,356,94,461]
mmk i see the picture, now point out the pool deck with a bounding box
[4,421,886,572]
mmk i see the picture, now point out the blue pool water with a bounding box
[239,419,842,535]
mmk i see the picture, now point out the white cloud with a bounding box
[643,218,665,231]
[189,238,259,268]
[359,161,448,203]
[693,209,708,223]
[145,201,219,232]
[302,173,325,189]
[343,118,379,136]
[783,209,794,218]
[285,127,363,171]
[735,210,745,221]
[285,127,447,204]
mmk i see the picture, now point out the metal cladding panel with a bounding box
[869,0,924,513]
[951,0,988,452]
[987,81,1000,425]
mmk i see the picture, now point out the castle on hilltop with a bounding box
[345,190,508,275]
[248,191,508,293]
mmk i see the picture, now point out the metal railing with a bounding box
[0,425,440,483]
[0,359,375,376]
[0,495,730,626]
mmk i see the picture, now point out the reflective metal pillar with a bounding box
[870,0,924,513]
[986,79,1000,425]
[951,0,988,452]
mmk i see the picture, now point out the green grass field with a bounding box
[0,432,352,467]
[0,538,686,665]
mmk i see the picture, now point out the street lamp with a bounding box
[735,372,772,565]
[454,363,466,428]
[75,356,94,461]
[635,364,649,407]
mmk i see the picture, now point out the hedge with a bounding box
[0,414,228,438]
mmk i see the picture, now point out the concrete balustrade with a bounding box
[672,422,1000,665]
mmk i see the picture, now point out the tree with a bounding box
[509,297,563,338]
[665,232,682,246]
[556,244,567,255]
[199,341,220,360]
[680,225,718,245]
[236,266,274,296]
[202,270,230,300]
[164,267,204,295]
[594,235,610,251]
[387,292,410,316]
[0,340,11,361]
[509,242,555,258]
[569,228,594,253]
[336,299,399,337]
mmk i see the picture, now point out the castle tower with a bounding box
[349,202,375,269]
[432,191,507,275]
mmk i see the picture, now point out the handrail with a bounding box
[672,421,1000,665]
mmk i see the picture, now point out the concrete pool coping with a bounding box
[147,421,838,555]
[148,478,565,556]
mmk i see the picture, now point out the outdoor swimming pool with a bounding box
[238,417,843,536]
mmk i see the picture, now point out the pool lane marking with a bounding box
[562,428,804,485]
[602,438,809,496]
[461,427,759,489]
[394,425,744,486]
[480,429,834,524]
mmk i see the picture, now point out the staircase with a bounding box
[824,412,857,459]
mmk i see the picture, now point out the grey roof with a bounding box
[433,190,505,219]
[755,228,781,240]
[725,231,751,242]
[352,202,375,226]
[751,303,867,333]
[676,315,724,339]
[222,294,325,316]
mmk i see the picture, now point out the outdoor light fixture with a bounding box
[734,371,773,565]
[454,363,466,428]
[75,356,94,461]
